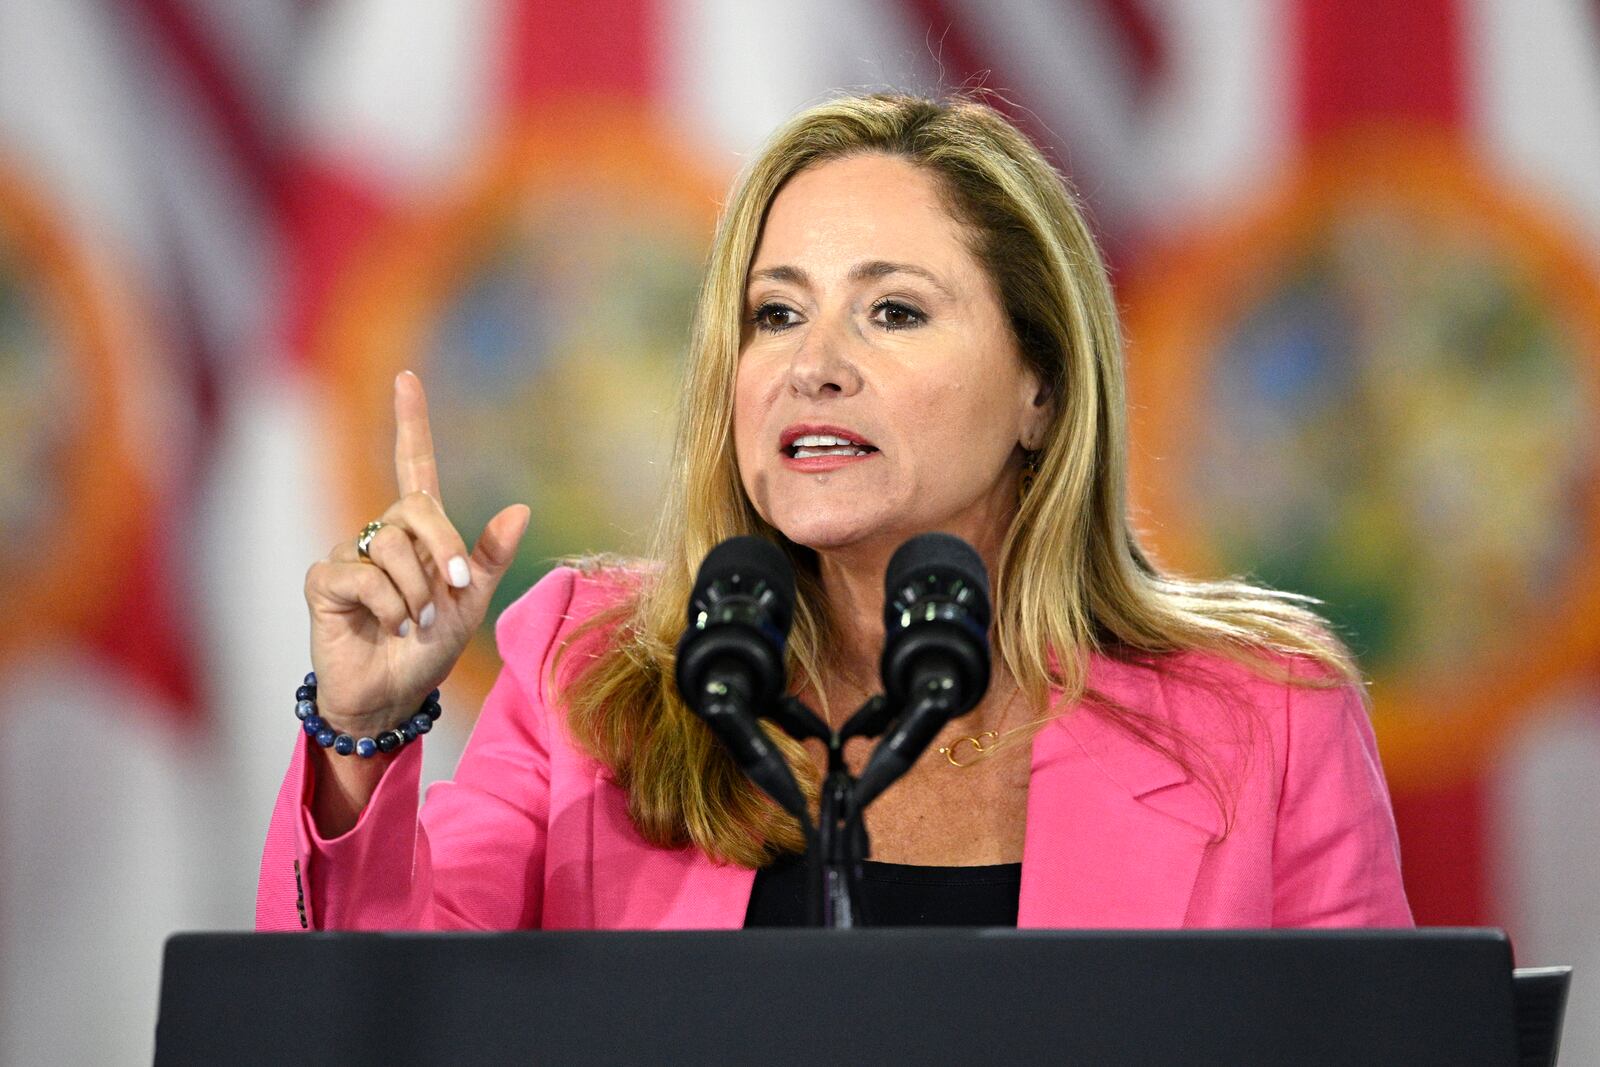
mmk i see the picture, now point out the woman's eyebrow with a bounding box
[747,261,954,299]
[849,260,954,299]
[748,264,810,288]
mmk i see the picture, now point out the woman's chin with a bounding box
[772,510,904,555]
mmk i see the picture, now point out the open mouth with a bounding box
[784,433,880,459]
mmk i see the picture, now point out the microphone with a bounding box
[674,536,808,820]
[854,533,992,807]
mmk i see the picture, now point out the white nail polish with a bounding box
[398,619,411,638]
[420,602,436,629]
[448,557,471,588]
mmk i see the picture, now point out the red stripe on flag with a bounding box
[1389,779,1491,926]
[122,0,287,217]
[1292,0,1487,926]
[500,0,658,109]
[893,1,1066,167]
[283,163,391,364]
[1294,0,1466,139]
[82,527,201,720]
[123,0,284,427]
[900,0,998,91]
[1093,0,1167,94]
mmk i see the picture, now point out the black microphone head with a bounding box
[675,537,808,824]
[880,532,991,711]
[677,536,796,712]
[883,532,991,630]
[688,535,796,637]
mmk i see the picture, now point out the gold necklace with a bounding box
[935,689,1056,768]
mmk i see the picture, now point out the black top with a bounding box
[743,851,1022,927]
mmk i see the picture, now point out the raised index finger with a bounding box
[393,370,443,503]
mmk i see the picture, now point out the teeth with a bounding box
[793,447,871,458]
[791,434,860,448]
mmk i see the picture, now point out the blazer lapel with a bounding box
[1018,657,1220,928]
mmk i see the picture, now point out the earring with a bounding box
[1019,449,1042,506]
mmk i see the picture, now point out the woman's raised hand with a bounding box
[303,371,530,733]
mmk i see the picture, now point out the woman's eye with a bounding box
[871,299,925,330]
[750,302,798,332]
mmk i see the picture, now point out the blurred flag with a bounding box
[5,0,1598,1060]
[0,0,296,1062]
[1111,5,1600,1058]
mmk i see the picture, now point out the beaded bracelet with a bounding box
[293,671,442,758]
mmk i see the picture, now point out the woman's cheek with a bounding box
[731,425,772,521]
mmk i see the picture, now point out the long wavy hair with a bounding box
[557,93,1356,868]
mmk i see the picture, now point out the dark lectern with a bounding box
[155,928,1565,1066]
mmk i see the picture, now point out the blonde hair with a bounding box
[557,93,1356,867]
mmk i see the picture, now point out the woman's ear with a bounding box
[1018,372,1054,450]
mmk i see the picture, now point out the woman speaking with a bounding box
[257,93,1411,931]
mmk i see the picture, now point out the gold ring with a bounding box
[356,520,387,562]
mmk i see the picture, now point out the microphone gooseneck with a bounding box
[674,536,808,821]
[854,533,993,808]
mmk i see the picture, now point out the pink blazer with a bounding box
[257,567,1412,931]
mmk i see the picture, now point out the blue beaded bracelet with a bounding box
[294,672,441,758]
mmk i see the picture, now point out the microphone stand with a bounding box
[748,679,980,928]
[816,760,857,927]
[770,695,897,928]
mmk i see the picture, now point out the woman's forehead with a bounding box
[749,155,979,283]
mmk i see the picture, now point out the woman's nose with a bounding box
[786,317,863,398]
